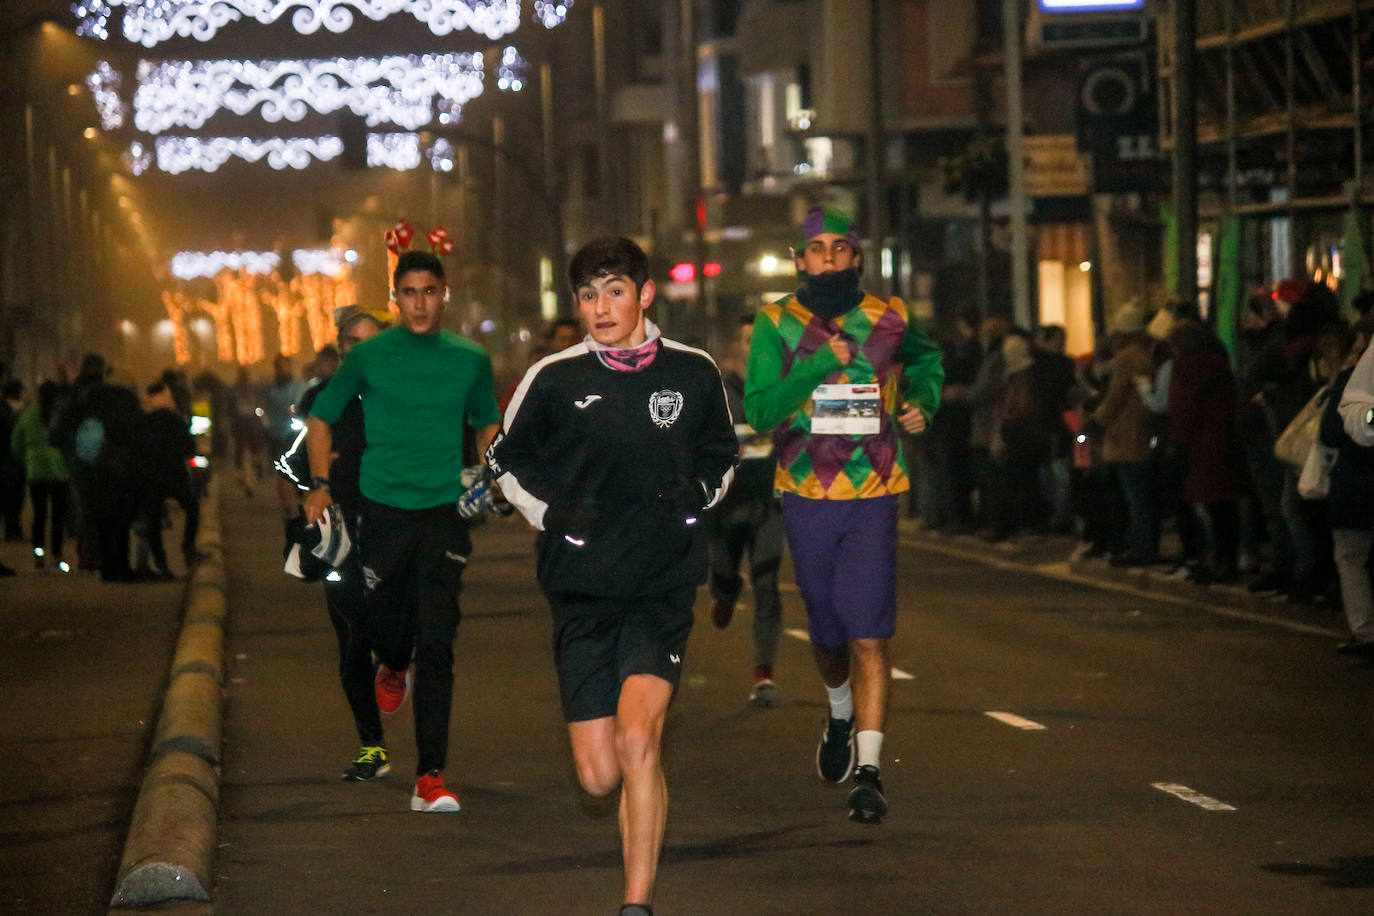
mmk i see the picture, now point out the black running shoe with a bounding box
[619,906,653,916]
[816,716,855,783]
[847,765,887,823]
[341,745,390,781]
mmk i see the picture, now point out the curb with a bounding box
[899,524,1345,640]
[109,478,225,910]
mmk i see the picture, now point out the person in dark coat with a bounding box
[136,380,199,578]
[0,378,26,540]
[54,353,144,580]
[1167,320,1247,582]
[1319,331,1374,655]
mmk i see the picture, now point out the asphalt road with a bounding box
[0,512,191,915]
[202,484,1374,916]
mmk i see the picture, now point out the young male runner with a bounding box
[744,205,943,824]
[304,251,501,812]
[488,237,737,915]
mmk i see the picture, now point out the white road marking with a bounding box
[1151,782,1237,812]
[984,711,1047,730]
[784,628,914,679]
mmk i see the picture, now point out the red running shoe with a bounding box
[411,770,461,812]
[374,665,412,715]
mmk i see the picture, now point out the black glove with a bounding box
[544,500,601,545]
[657,475,710,525]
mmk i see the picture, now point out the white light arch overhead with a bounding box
[155,135,345,173]
[74,0,571,47]
[171,250,281,279]
[132,54,486,133]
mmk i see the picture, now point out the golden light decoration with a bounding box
[161,289,193,365]
[160,252,359,368]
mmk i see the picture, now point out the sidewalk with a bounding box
[0,511,192,913]
[897,519,1348,640]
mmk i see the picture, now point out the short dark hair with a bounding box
[393,250,445,291]
[568,237,649,293]
[1,379,22,399]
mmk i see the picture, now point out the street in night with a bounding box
[2,0,1374,913]
[2,491,1373,912]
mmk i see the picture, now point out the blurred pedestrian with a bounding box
[264,354,306,530]
[10,381,69,571]
[1322,327,1374,655]
[1031,325,1078,533]
[0,378,26,541]
[706,314,785,707]
[231,367,265,496]
[1167,320,1247,583]
[53,353,143,580]
[966,317,1010,536]
[991,332,1048,540]
[135,379,199,578]
[1092,331,1158,565]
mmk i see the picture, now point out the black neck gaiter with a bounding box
[797,267,863,321]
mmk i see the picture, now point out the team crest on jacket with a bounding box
[648,390,684,428]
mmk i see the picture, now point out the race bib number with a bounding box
[810,384,881,435]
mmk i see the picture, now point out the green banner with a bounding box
[1215,215,1241,356]
[1161,200,1178,296]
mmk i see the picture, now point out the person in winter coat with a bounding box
[1091,331,1157,564]
[1322,329,1374,654]
[136,380,199,578]
[1167,320,1248,583]
[10,381,70,571]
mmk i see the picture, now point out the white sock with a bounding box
[856,730,883,770]
[825,681,853,722]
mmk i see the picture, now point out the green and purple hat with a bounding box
[798,205,862,252]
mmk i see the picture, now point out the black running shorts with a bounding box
[549,587,696,722]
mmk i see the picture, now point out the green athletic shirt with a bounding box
[308,326,501,510]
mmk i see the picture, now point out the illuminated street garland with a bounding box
[131,54,485,133]
[74,0,565,46]
[497,46,526,92]
[123,141,153,175]
[155,135,344,173]
[87,61,126,129]
[366,132,421,170]
[291,248,354,276]
[171,249,280,279]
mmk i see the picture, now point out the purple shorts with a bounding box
[781,493,898,649]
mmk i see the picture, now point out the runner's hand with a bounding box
[304,487,333,524]
[897,403,927,434]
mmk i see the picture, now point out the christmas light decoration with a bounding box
[497,46,526,92]
[155,135,344,173]
[75,0,543,47]
[132,54,485,133]
[165,252,358,362]
[171,249,280,279]
[87,61,126,129]
[292,248,353,276]
[427,137,455,172]
[366,132,422,170]
[123,140,152,175]
[533,1,572,28]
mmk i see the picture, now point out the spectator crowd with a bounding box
[910,280,1374,654]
